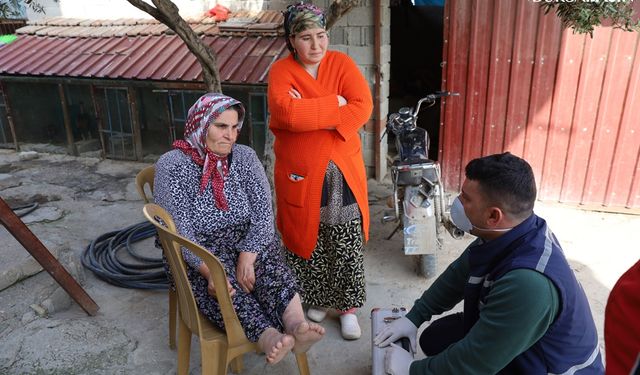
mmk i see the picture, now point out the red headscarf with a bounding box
[172,93,245,211]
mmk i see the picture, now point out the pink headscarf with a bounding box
[172,93,245,211]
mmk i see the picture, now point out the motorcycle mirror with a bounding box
[398,107,412,116]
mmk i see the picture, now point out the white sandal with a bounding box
[340,313,361,340]
[307,306,328,322]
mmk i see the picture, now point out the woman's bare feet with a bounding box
[258,328,295,364]
[291,321,325,353]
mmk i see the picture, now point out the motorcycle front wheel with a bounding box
[416,254,437,278]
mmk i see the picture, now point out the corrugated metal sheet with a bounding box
[440,0,640,211]
[0,34,288,85]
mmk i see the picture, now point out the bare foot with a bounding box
[291,321,325,353]
[259,328,295,364]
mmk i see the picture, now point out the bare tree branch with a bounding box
[125,0,222,92]
[326,0,360,30]
[125,0,164,20]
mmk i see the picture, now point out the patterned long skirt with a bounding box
[285,161,366,310]
[286,218,366,311]
[187,234,300,343]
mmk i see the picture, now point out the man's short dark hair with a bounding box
[465,152,537,219]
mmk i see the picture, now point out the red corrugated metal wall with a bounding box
[439,0,640,211]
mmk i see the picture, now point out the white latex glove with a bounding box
[385,343,414,375]
[374,316,417,352]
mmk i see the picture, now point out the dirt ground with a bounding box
[0,149,638,374]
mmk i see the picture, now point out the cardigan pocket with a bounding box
[276,169,309,208]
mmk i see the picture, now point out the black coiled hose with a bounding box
[81,221,169,290]
[11,202,39,217]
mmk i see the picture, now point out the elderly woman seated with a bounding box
[153,93,324,364]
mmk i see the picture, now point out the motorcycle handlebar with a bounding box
[414,91,460,117]
[381,91,460,142]
[432,91,460,98]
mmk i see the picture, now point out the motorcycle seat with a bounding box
[392,158,434,167]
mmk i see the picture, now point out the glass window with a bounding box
[0,93,11,146]
[98,87,135,159]
[168,91,203,143]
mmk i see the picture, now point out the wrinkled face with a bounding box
[205,109,239,156]
[290,27,329,66]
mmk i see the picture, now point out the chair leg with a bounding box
[230,355,244,374]
[169,289,177,350]
[177,317,192,375]
[201,340,228,375]
[295,352,311,375]
[218,345,229,375]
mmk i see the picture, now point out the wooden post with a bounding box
[58,84,78,156]
[374,0,386,181]
[0,197,99,316]
[90,85,107,159]
[128,87,143,161]
[0,80,20,151]
[162,91,174,145]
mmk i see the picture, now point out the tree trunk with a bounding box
[326,0,361,30]
[126,0,222,92]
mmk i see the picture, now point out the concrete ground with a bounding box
[0,149,638,374]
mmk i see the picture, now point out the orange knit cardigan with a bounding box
[267,51,373,259]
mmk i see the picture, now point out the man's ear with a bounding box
[486,207,504,227]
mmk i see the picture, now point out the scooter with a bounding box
[381,92,464,277]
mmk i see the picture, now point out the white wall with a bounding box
[214,0,265,12]
[25,0,215,20]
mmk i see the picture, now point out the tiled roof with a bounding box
[0,10,289,85]
[15,10,284,37]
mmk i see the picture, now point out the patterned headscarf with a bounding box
[283,2,326,53]
[172,93,245,211]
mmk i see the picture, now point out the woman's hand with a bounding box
[199,262,236,298]
[289,88,302,99]
[337,95,347,107]
[207,277,236,298]
[236,251,258,293]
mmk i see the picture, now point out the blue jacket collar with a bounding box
[468,214,540,276]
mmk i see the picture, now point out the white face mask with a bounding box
[450,196,513,234]
[450,196,473,232]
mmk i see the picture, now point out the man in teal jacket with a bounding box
[375,152,603,375]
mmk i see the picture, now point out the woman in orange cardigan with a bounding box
[267,3,373,340]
